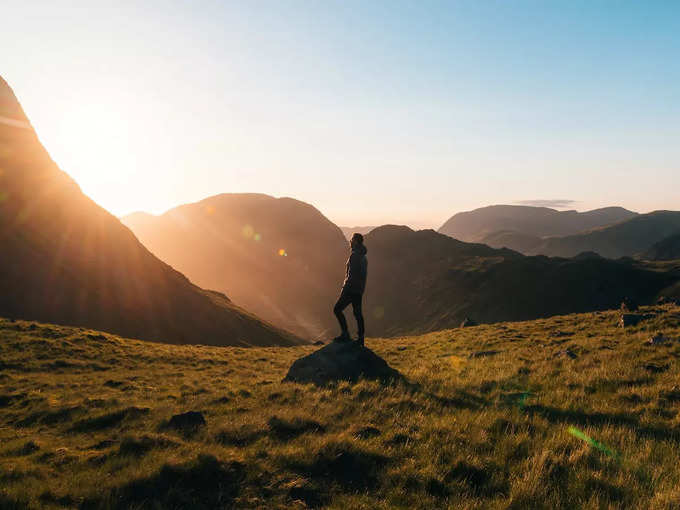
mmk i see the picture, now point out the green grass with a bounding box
[1,305,680,509]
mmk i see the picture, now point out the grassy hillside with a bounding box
[2,305,680,509]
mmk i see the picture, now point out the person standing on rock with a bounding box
[333,233,368,346]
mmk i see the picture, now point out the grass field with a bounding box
[2,305,680,509]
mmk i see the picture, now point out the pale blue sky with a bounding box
[3,1,679,227]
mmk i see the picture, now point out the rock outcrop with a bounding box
[283,341,401,386]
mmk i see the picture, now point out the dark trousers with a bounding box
[334,289,364,338]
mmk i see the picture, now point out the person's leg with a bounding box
[333,291,352,339]
[351,293,365,345]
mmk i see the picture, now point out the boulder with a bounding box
[648,333,670,345]
[167,411,206,432]
[558,348,578,359]
[283,341,401,386]
[618,312,655,328]
[619,313,642,327]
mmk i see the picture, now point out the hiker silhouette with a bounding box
[333,233,367,345]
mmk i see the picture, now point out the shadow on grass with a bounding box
[282,440,388,493]
[69,407,149,433]
[584,477,627,502]
[268,416,325,441]
[400,381,490,411]
[214,425,264,447]
[444,461,508,497]
[117,435,178,457]
[81,455,244,510]
[16,406,83,427]
[0,494,28,510]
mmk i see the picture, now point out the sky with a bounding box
[3,1,679,228]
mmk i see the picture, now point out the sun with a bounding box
[31,86,154,217]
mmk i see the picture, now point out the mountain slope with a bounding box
[122,194,348,339]
[477,229,544,253]
[439,205,637,243]
[363,226,676,337]
[643,233,680,261]
[533,211,680,259]
[0,76,301,347]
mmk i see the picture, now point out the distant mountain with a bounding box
[0,77,301,347]
[363,225,676,337]
[123,194,348,340]
[533,211,680,259]
[340,226,376,240]
[641,233,680,261]
[439,205,637,243]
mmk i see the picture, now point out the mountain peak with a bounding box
[0,76,29,124]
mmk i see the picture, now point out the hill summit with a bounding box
[122,193,348,340]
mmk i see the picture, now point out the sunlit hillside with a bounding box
[0,76,300,348]
[122,193,348,340]
[2,304,680,509]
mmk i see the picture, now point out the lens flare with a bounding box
[568,426,619,459]
[242,225,254,239]
[449,355,466,368]
[518,391,531,410]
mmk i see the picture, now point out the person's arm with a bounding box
[358,257,368,293]
[347,252,361,282]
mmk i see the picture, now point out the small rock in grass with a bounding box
[559,348,578,359]
[648,333,669,345]
[618,313,654,328]
[167,411,206,431]
[644,363,668,373]
[355,426,381,440]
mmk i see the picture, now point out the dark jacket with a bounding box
[342,243,368,294]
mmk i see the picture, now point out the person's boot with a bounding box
[333,331,351,343]
[356,336,364,347]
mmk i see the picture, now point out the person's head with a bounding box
[350,232,364,249]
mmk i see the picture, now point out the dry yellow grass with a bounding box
[1,305,680,509]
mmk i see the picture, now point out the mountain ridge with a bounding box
[0,76,302,347]
[363,224,676,336]
[439,204,638,243]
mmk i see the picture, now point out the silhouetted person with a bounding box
[333,233,368,345]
